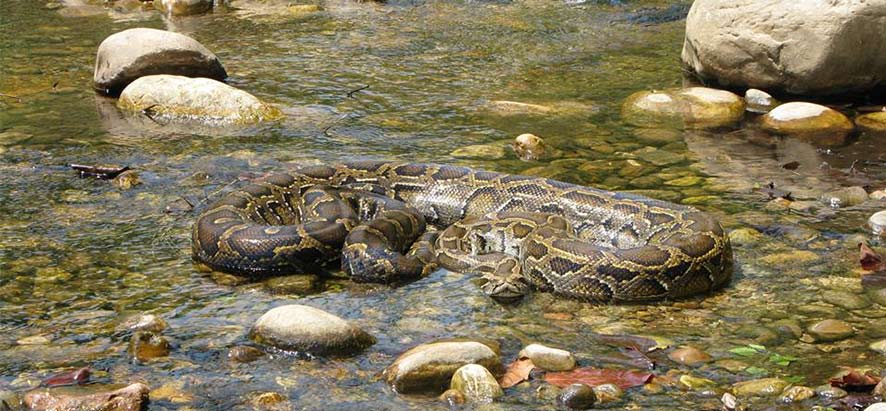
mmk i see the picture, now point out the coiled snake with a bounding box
[192,161,732,302]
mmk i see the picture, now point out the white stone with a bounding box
[681,87,735,104]
[864,403,886,411]
[870,211,886,237]
[518,343,576,371]
[249,305,374,355]
[450,364,503,403]
[768,102,827,122]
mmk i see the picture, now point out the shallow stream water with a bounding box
[1,0,885,409]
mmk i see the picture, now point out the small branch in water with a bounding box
[0,93,23,102]
[141,104,164,125]
[70,164,131,179]
[346,85,370,98]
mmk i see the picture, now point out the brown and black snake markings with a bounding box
[192,161,733,303]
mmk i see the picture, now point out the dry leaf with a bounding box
[859,243,884,271]
[499,358,535,388]
[829,367,881,391]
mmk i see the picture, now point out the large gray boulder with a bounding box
[94,28,226,95]
[682,0,886,96]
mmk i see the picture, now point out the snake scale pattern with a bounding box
[192,161,733,302]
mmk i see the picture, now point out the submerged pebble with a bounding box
[869,210,886,237]
[129,331,171,362]
[384,340,501,394]
[779,385,815,403]
[557,383,596,410]
[732,378,790,396]
[517,343,575,371]
[668,346,711,366]
[807,319,855,342]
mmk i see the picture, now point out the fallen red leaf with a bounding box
[545,367,653,389]
[41,367,90,387]
[500,358,536,388]
[829,367,881,392]
[859,243,884,271]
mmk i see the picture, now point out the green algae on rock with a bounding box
[117,75,283,125]
[856,112,886,136]
[622,87,745,129]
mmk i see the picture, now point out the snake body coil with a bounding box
[192,161,732,302]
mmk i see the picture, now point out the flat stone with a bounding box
[729,228,764,246]
[822,290,872,310]
[821,186,869,208]
[94,28,226,95]
[856,112,886,135]
[155,0,212,15]
[263,275,320,295]
[622,87,745,128]
[668,346,712,366]
[129,331,170,362]
[815,384,848,399]
[249,304,375,355]
[23,383,150,411]
[759,250,820,267]
[449,364,503,404]
[680,374,716,390]
[807,319,855,342]
[450,144,506,160]
[779,385,815,403]
[384,340,501,394]
[518,343,575,371]
[732,378,790,397]
[557,383,596,410]
[228,345,266,363]
[592,383,623,404]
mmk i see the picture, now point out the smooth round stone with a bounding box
[822,290,872,310]
[732,378,790,396]
[129,331,170,361]
[449,144,506,160]
[821,186,869,208]
[512,133,549,161]
[807,319,855,342]
[761,102,854,145]
[439,389,465,406]
[866,403,886,411]
[592,383,623,404]
[669,346,712,366]
[118,75,282,125]
[744,89,779,113]
[856,112,886,135]
[869,210,886,237]
[383,340,501,394]
[114,170,140,190]
[622,87,745,128]
[249,305,375,355]
[155,0,212,15]
[680,374,716,390]
[872,190,886,200]
[815,384,848,399]
[870,339,886,354]
[557,383,596,410]
[228,346,265,363]
[518,343,575,371]
[779,385,815,403]
[120,314,167,333]
[449,364,503,404]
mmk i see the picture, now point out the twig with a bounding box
[0,93,23,102]
[346,85,370,98]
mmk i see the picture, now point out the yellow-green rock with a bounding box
[622,87,745,128]
[761,102,854,146]
[732,378,790,397]
[856,111,886,135]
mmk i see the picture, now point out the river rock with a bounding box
[557,383,596,409]
[870,211,886,237]
[592,383,623,404]
[120,313,167,333]
[23,383,150,411]
[681,0,886,95]
[732,378,790,397]
[779,385,815,403]
[439,389,465,406]
[870,339,886,354]
[129,331,170,361]
[668,346,711,366]
[622,87,745,128]
[384,340,501,394]
[228,345,266,363]
[807,319,854,342]
[821,186,869,208]
[761,102,854,145]
[865,404,886,411]
[0,391,19,411]
[449,364,503,404]
[249,305,375,355]
[93,28,226,95]
[517,343,575,371]
[822,290,871,310]
[263,274,320,295]
[117,75,282,125]
[450,144,506,160]
[512,133,549,161]
[815,384,848,399]
[744,89,779,113]
[857,112,886,135]
[155,0,213,15]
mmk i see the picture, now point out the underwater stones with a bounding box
[117,75,282,125]
[557,383,596,409]
[249,305,374,356]
[760,102,854,145]
[679,374,716,390]
[815,384,848,399]
[744,89,779,113]
[484,100,554,115]
[518,344,575,371]
[228,345,266,363]
[384,340,501,394]
[857,112,886,135]
[807,319,855,342]
[449,144,506,160]
[779,385,815,403]
[622,87,745,128]
[155,0,213,16]
[869,210,886,237]
[263,274,320,295]
[822,290,871,310]
[449,364,503,404]
[592,384,623,404]
[120,313,167,333]
[732,378,790,397]
[668,346,711,366]
[512,133,549,161]
[23,383,150,411]
[129,331,170,362]
[93,28,226,95]
[821,186,868,208]
[870,339,886,354]
[682,0,886,95]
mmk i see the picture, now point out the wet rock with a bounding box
[857,112,886,135]
[484,100,554,115]
[866,404,886,411]
[155,0,213,15]
[680,374,716,390]
[875,380,886,396]
[761,102,854,145]
[113,170,140,190]
[592,383,623,403]
[622,87,745,128]
[870,288,886,307]
[815,384,848,399]
[823,291,871,310]
[870,339,886,354]
[721,392,743,411]
[732,378,790,396]
[449,364,503,404]
[512,133,550,161]
[744,89,779,113]
[517,343,575,371]
[383,340,501,394]
[807,319,855,342]
[120,314,167,333]
[869,210,886,237]
[729,228,764,246]
[228,345,266,363]
[23,383,149,411]
[152,381,193,403]
[118,75,282,125]
[635,148,685,166]
[17,335,51,345]
[715,359,749,373]
[129,331,170,361]
[450,144,506,160]
[821,186,869,208]
[0,391,19,411]
[250,392,287,407]
[557,383,596,410]
[439,389,465,406]
[249,305,375,356]
[779,385,815,403]
[263,275,320,295]
[681,0,886,95]
[536,384,562,402]
[759,250,819,267]
[668,346,711,366]
[93,28,226,95]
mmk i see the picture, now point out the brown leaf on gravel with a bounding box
[499,358,536,388]
[545,367,653,389]
[859,242,884,271]
[828,367,881,392]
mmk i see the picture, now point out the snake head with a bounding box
[479,271,530,303]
